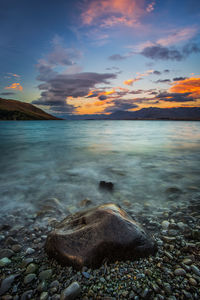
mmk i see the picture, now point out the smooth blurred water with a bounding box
[0,120,200,213]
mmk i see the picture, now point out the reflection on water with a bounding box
[0,120,200,213]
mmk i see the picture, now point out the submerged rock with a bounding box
[99,181,114,191]
[45,203,157,269]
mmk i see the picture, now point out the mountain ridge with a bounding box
[0,98,61,120]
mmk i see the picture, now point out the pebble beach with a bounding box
[0,192,200,300]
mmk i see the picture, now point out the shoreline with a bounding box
[0,197,200,299]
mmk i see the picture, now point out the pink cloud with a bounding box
[157,26,198,46]
[81,0,155,27]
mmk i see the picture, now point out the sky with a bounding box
[0,0,200,118]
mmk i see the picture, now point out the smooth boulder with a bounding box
[45,203,157,269]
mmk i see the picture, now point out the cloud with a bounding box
[123,69,154,86]
[182,43,200,55]
[173,77,188,81]
[141,45,183,61]
[153,70,161,75]
[34,36,117,114]
[156,92,194,102]
[5,83,23,91]
[124,78,141,86]
[146,1,155,13]
[0,92,16,96]
[47,35,82,67]
[6,73,21,78]
[170,77,200,99]
[98,95,107,100]
[81,0,155,27]
[105,99,138,113]
[141,43,200,61]
[109,54,127,61]
[157,26,198,46]
[33,70,116,114]
[155,79,171,83]
[129,89,145,94]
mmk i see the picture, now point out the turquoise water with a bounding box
[0,120,200,212]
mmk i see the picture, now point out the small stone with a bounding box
[39,269,53,280]
[25,248,35,255]
[25,263,37,274]
[174,268,186,276]
[99,181,114,191]
[121,291,129,297]
[183,290,193,299]
[11,244,22,253]
[0,249,14,259]
[177,222,187,231]
[60,281,81,300]
[50,280,59,288]
[24,273,36,284]
[192,230,200,240]
[40,292,48,300]
[141,288,150,298]
[189,277,197,286]
[0,275,18,296]
[79,199,92,207]
[52,295,60,300]
[0,257,11,267]
[21,258,34,268]
[182,258,192,265]
[82,271,90,279]
[163,283,171,295]
[161,220,170,230]
[162,236,176,243]
[123,200,131,207]
[5,237,18,245]
[191,264,200,276]
[2,295,13,300]
[157,239,163,246]
[21,290,33,300]
[37,281,47,292]
[164,251,173,260]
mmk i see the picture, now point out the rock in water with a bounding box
[99,181,114,191]
[45,203,157,269]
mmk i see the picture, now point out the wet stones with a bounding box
[45,203,157,269]
[174,268,186,276]
[0,275,19,296]
[60,281,81,300]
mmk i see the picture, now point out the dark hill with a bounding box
[109,107,200,120]
[0,98,61,120]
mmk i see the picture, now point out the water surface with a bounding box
[0,120,200,213]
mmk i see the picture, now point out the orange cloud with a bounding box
[100,89,116,96]
[81,0,155,27]
[5,83,23,91]
[124,70,154,86]
[170,77,200,98]
[124,78,140,86]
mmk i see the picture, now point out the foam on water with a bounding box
[0,120,200,213]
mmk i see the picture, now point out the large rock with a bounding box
[45,203,157,269]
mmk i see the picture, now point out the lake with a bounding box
[0,120,200,214]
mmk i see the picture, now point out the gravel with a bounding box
[0,196,200,299]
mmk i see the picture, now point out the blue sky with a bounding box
[0,0,200,117]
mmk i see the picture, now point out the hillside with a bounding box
[0,98,61,120]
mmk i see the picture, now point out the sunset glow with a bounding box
[0,0,199,118]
